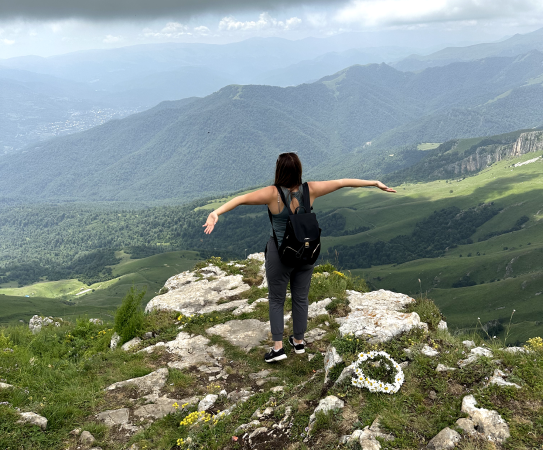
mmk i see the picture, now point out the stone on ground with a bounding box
[456,418,476,435]
[134,395,197,420]
[145,266,250,315]
[17,412,48,430]
[0,382,14,389]
[96,408,130,427]
[458,347,493,368]
[335,364,356,385]
[207,319,269,351]
[350,417,394,449]
[29,315,60,334]
[324,346,343,383]
[437,320,448,331]
[141,332,224,370]
[426,427,461,450]
[121,337,142,351]
[461,395,510,443]
[308,298,332,318]
[198,394,218,412]
[308,395,344,425]
[421,344,439,357]
[110,332,121,349]
[336,290,426,343]
[488,369,522,389]
[80,430,96,446]
[436,364,456,372]
[105,368,168,395]
[305,327,327,343]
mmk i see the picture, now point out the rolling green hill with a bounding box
[3,52,543,203]
[0,250,201,325]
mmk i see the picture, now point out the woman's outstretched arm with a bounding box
[309,179,396,199]
[202,186,275,234]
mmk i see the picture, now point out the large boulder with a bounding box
[336,290,426,343]
[145,265,250,315]
[207,319,269,352]
[461,395,510,443]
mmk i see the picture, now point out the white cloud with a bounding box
[142,21,194,38]
[218,12,302,32]
[1,38,15,45]
[194,25,211,35]
[103,34,123,43]
[335,0,543,27]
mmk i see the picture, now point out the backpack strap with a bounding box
[302,182,311,213]
[267,185,283,250]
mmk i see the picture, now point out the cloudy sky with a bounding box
[1,0,543,59]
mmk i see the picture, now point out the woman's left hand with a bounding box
[376,181,396,193]
[203,211,219,234]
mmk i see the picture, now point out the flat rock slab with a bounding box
[0,382,14,389]
[336,290,425,343]
[347,289,416,311]
[134,396,198,420]
[145,269,250,315]
[17,412,48,430]
[207,319,269,351]
[427,427,461,450]
[141,332,224,370]
[96,408,130,427]
[105,368,168,395]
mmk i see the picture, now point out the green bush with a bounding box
[114,286,146,344]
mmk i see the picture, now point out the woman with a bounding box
[203,153,395,362]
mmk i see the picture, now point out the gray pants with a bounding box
[265,237,314,341]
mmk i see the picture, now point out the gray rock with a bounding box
[105,368,168,395]
[207,319,269,351]
[145,269,250,315]
[141,331,224,370]
[249,426,268,441]
[308,395,344,425]
[502,346,528,354]
[437,320,448,331]
[234,420,261,434]
[0,382,13,389]
[456,418,476,435]
[198,394,218,412]
[356,418,394,449]
[488,369,521,389]
[462,340,475,348]
[96,408,130,427]
[270,386,284,393]
[426,427,461,450]
[249,370,273,380]
[89,318,103,325]
[335,363,356,385]
[337,290,426,343]
[232,303,257,316]
[308,298,332,318]
[134,396,198,420]
[17,412,48,430]
[110,332,121,349]
[305,327,327,343]
[142,332,154,340]
[458,346,493,368]
[28,315,58,334]
[69,428,82,436]
[247,252,265,262]
[421,344,439,357]
[324,346,343,383]
[80,430,96,446]
[436,364,456,372]
[121,337,142,351]
[461,395,510,443]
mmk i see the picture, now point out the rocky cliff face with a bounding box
[433,130,543,178]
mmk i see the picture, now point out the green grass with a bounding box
[417,143,441,151]
[0,250,201,325]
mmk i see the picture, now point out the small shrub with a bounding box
[114,286,146,344]
[405,296,443,330]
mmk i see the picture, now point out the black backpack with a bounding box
[267,182,321,267]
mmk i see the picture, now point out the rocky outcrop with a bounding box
[433,131,543,178]
[28,315,61,334]
[336,290,425,343]
[105,368,169,395]
[144,265,251,315]
[206,319,269,351]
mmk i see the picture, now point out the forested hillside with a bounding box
[2,51,543,203]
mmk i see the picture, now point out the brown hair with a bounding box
[274,152,302,189]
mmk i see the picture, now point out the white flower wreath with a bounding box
[351,350,404,394]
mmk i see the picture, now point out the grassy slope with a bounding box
[0,251,201,325]
[313,150,543,342]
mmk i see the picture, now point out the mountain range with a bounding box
[2,49,543,203]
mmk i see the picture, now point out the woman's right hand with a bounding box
[203,211,219,234]
[376,181,396,193]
